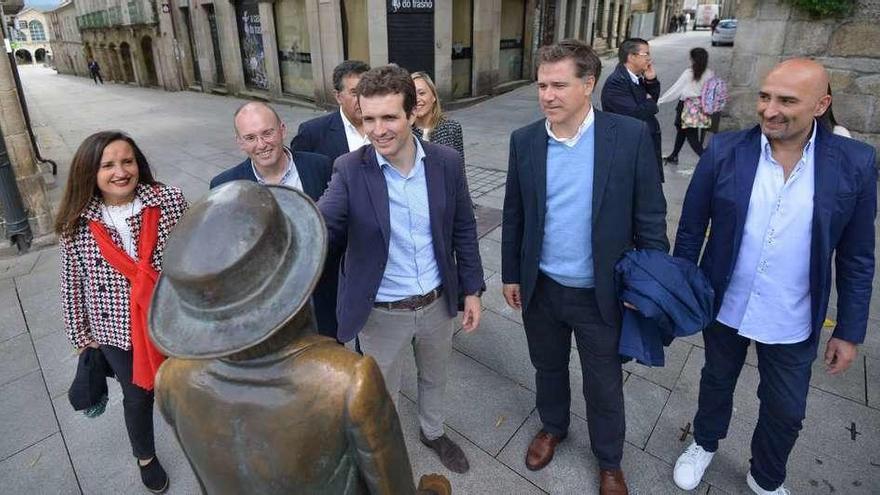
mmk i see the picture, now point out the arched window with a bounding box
[29,20,46,41]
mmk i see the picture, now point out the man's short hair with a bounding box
[536,39,602,81]
[333,60,370,92]
[355,65,417,117]
[232,101,281,136]
[618,38,648,65]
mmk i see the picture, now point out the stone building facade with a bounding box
[55,0,686,104]
[47,1,89,77]
[74,0,184,90]
[725,0,880,164]
[169,0,539,104]
[11,8,52,65]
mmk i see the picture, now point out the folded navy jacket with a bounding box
[614,249,714,366]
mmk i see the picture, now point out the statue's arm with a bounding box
[345,356,417,494]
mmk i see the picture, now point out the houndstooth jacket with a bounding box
[60,183,188,350]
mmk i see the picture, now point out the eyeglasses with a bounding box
[238,127,279,145]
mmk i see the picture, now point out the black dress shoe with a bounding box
[664,155,679,164]
[138,457,169,493]
[420,430,470,474]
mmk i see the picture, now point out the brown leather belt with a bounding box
[374,286,443,311]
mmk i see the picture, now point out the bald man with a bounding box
[211,102,340,339]
[671,59,876,494]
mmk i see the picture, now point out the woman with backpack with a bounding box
[658,47,714,164]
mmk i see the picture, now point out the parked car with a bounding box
[711,19,737,46]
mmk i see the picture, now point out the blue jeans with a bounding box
[693,321,818,491]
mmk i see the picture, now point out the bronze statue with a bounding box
[149,182,450,495]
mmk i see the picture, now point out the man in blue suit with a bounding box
[318,65,484,474]
[502,39,668,494]
[601,38,663,181]
[209,102,339,339]
[672,59,876,495]
[291,60,371,163]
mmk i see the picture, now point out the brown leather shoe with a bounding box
[525,430,564,471]
[599,468,629,495]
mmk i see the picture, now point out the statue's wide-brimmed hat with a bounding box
[149,181,327,359]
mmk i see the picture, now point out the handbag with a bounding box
[680,97,711,129]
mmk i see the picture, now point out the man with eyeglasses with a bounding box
[601,38,663,181]
[291,60,372,164]
[210,102,338,338]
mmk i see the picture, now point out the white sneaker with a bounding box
[673,442,715,490]
[747,471,790,495]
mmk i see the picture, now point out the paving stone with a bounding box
[0,333,39,387]
[785,441,880,495]
[473,204,503,239]
[481,273,524,324]
[33,331,79,400]
[12,248,60,298]
[478,237,503,274]
[396,396,544,494]
[474,192,506,210]
[0,371,58,460]
[401,348,535,456]
[800,386,880,467]
[866,356,880,410]
[0,433,79,494]
[645,387,754,494]
[623,374,670,449]
[498,410,708,494]
[486,225,502,242]
[54,387,200,494]
[0,249,40,282]
[19,284,64,341]
[808,329,867,404]
[623,338,693,391]
[0,279,27,342]
[452,309,533,389]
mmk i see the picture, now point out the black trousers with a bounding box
[100,345,156,460]
[670,100,704,158]
[693,321,818,491]
[522,273,625,469]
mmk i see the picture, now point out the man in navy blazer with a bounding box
[209,102,339,339]
[318,66,483,474]
[601,38,663,181]
[291,60,371,163]
[502,40,668,494]
[671,59,876,494]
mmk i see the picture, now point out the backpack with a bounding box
[700,76,728,114]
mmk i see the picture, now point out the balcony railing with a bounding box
[75,0,157,30]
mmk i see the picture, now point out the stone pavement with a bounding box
[2,30,879,494]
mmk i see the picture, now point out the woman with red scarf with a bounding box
[56,131,187,493]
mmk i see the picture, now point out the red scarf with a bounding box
[89,206,165,390]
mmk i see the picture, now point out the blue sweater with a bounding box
[539,127,595,288]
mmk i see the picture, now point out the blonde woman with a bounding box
[411,72,466,169]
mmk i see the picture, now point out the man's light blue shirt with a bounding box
[716,123,817,344]
[539,108,595,288]
[375,138,442,302]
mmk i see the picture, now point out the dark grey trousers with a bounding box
[523,272,625,469]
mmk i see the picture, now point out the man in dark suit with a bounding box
[502,40,668,494]
[671,59,876,494]
[291,60,371,162]
[601,38,663,181]
[318,65,484,475]
[209,102,339,339]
